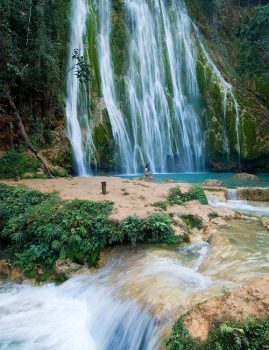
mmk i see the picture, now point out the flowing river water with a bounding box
[1,216,269,349]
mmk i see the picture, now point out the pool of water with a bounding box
[118,172,269,188]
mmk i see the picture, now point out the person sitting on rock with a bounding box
[144,164,152,178]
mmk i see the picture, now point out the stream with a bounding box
[0,216,269,350]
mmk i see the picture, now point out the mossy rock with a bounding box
[0,150,41,179]
[92,124,115,169]
[52,166,67,177]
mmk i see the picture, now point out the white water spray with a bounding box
[0,270,158,350]
[66,0,95,175]
[98,0,204,173]
[227,188,238,201]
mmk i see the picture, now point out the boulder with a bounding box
[237,187,269,201]
[232,173,259,181]
[260,217,269,231]
[21,172,35,179]
[0,259,24,282]
[54,259,82,276]
[52,165,67,177]
[203,179,225,187]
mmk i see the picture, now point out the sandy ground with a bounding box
[184,276,269,341]
[0,177,192,220]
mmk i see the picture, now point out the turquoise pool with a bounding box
[118,172,269,188]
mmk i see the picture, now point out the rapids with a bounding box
[1,218,269,350]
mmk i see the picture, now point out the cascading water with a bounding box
[0,268,158,350]
[1,231,269,349]
[98,0,204,173]
[227,188,238,201]
[98,0,134,173]
[66,0,242,174]
[66,0,95,176]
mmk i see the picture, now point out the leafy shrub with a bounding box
[168,186,185,205]
[0,184,114,277]
[153,201,168,210]
[119,214,182,246]
[182,215,203,230]
[0,184,183,280]
[208,317,269,350]
[52,166,67,177]
[165,317,269,350]
[208,211,219,219]
[186,185,208,205]
[0,151,41,179]
[164,318,197,350]
[119,216,144,247]
[167,186,208,206]
[142,214,182,244]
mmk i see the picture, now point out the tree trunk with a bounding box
[6,92,54,178]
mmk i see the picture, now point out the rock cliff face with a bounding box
[185,0,269,171]
[0,0,268,172]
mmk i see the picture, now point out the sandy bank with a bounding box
[184,276,269,342]
[1,177,190,220]
[0,177,237,225]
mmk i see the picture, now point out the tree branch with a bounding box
[5,92,54,178]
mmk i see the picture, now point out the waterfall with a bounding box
[98,0,204,173]
[227,188,238,201]
[66,0,242,174]
[98,0,133,173]
[66,0,95,175]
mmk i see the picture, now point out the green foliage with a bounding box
[168,187,185,206]
[165,317,269,350]
[119,216,144,247]
[208,211,219,219]
[164,318,197,350]
[142,214,181,245]
[69,49,91,82]
[0,184,182,281]
[52,166,67,177]
[0,0,70,150]
[119,213,182,247]
[0,151,41,179]
[182,215,203,230]
[186,186,209,205]
[0,0,70,92]
[153,201,169,210]
[207,317,269,350]
[238,5,269,79]
[0,184,114,276]
[168,186,208,206]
